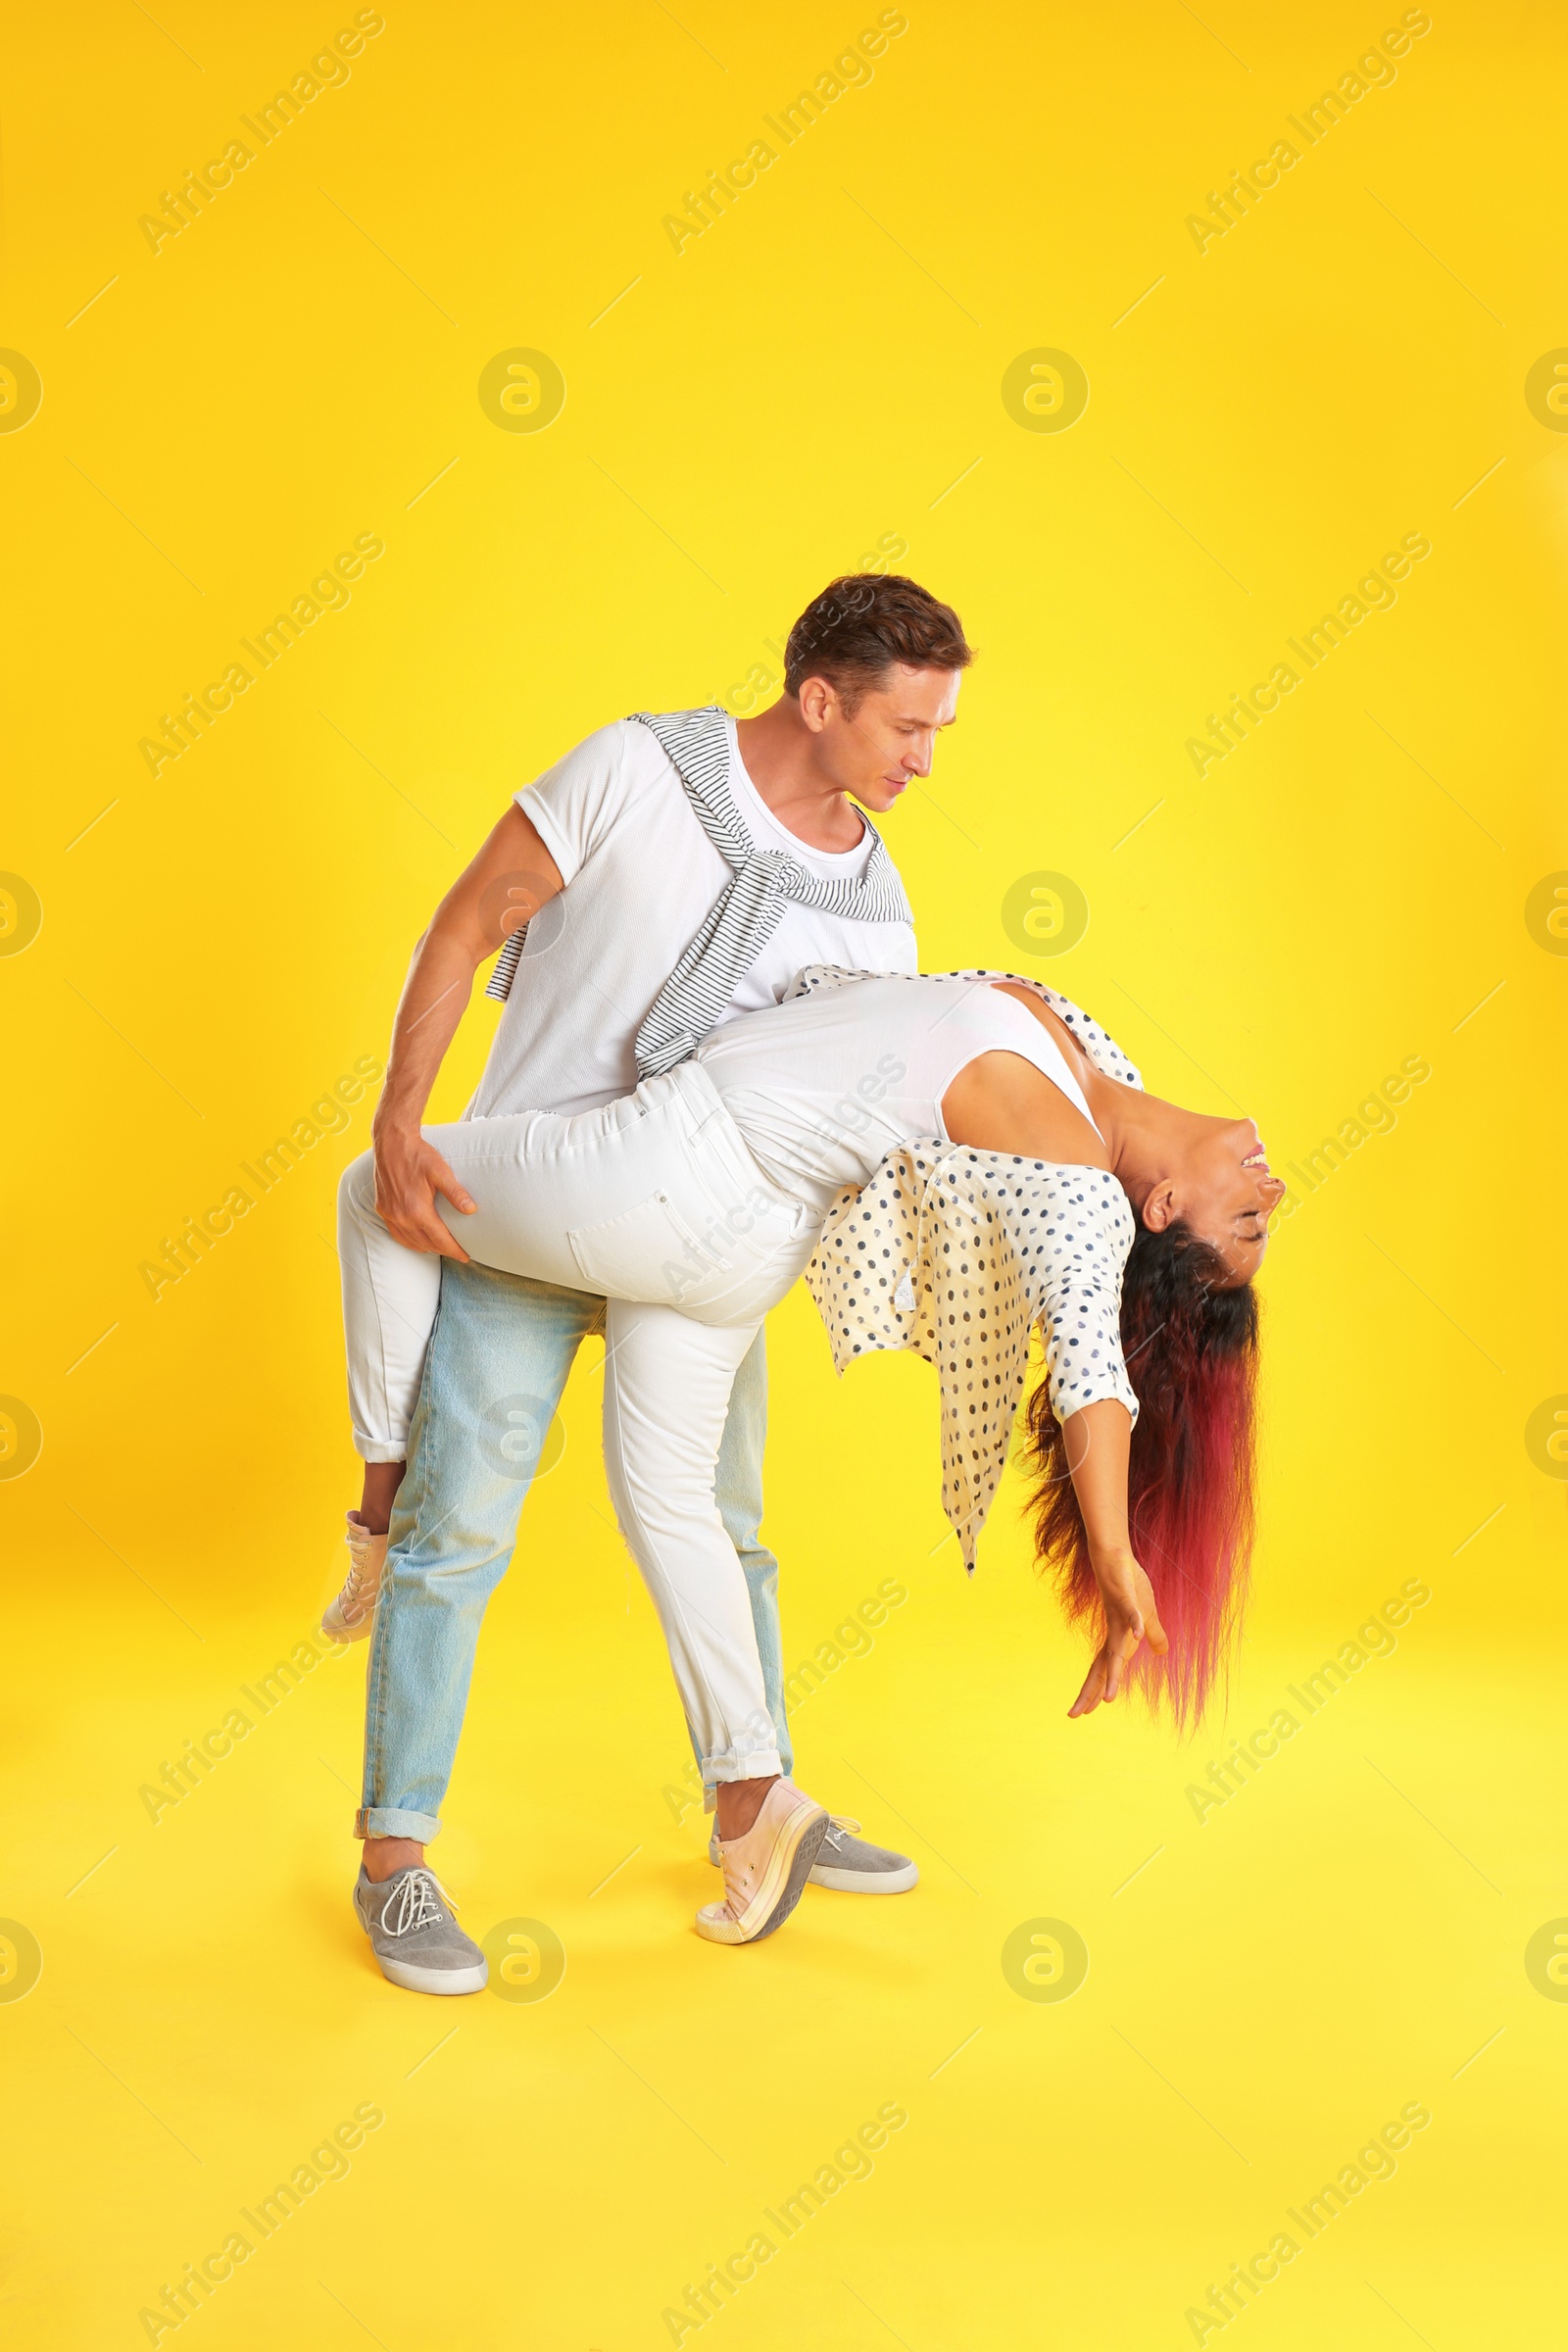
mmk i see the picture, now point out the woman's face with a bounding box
[1155,1118,1287,1286]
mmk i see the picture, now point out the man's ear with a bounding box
[797,676,833,732]
[1142,1180,1178,1233]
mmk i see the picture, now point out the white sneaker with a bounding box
[707,1811,918,1893]
[695,1781,828,1945]
[321,1512,388,1642]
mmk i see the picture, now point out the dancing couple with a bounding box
[328,573,1281,1992]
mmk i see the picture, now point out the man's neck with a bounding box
[733,699,867,854]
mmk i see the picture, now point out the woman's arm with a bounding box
[1059,1399,1168,1717]
[371,804,564,1254]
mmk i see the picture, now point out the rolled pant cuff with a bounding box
[701,1748,783,1790]
[357,1805,442,1841]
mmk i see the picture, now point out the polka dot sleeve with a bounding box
[1027,1190,1140,1429]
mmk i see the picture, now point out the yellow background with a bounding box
[2,2,1564,2344]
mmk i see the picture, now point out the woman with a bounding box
[332,967,1282,1945]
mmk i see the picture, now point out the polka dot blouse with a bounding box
[792,966,1145,1570]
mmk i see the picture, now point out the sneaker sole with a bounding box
[371,1951,488,1995]
[808,1858,919,1894]
[321,1608,374,1642]
[356,1897,487,1993]
[697,1811,829,1946]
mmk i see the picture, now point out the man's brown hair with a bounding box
[783,573,975,712]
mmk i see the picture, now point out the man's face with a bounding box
[804,663,962,812]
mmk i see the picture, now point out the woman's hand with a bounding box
[1067,1545,1167,1718]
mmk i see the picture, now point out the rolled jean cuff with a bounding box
[701,1744,783,1790]
[357,1804,442,1841]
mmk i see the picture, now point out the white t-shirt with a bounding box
[466,716,919,1118]
[695,974,1102,1213]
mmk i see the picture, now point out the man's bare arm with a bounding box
[370,803,564,1256]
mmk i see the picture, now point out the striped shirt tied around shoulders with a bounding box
[486,706,912,1077]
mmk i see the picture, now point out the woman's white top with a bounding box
[695,971,1103,1213]
[701,966,1147,1570]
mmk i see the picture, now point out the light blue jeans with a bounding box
[358,1259,792,1842]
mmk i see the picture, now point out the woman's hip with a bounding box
[422,1066,818,1323]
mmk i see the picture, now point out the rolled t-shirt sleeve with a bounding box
[514,719,645,888]
[1037,1270,1140,1427]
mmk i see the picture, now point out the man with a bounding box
[338,572,975,1992]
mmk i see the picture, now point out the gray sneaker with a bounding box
[708,1813,918,1894]
[353,1865,488,1994]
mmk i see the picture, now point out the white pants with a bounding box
[336,1063,819,1785]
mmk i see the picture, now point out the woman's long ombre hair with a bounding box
[1026,1219,1260,1729]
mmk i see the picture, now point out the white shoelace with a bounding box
[330,1568,374,1630]
[335,1525,385,1620]
[377,1870,460,1937]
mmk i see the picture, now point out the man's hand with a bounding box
[372,1124,478,1259]
[1066,1545,1167,1718]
